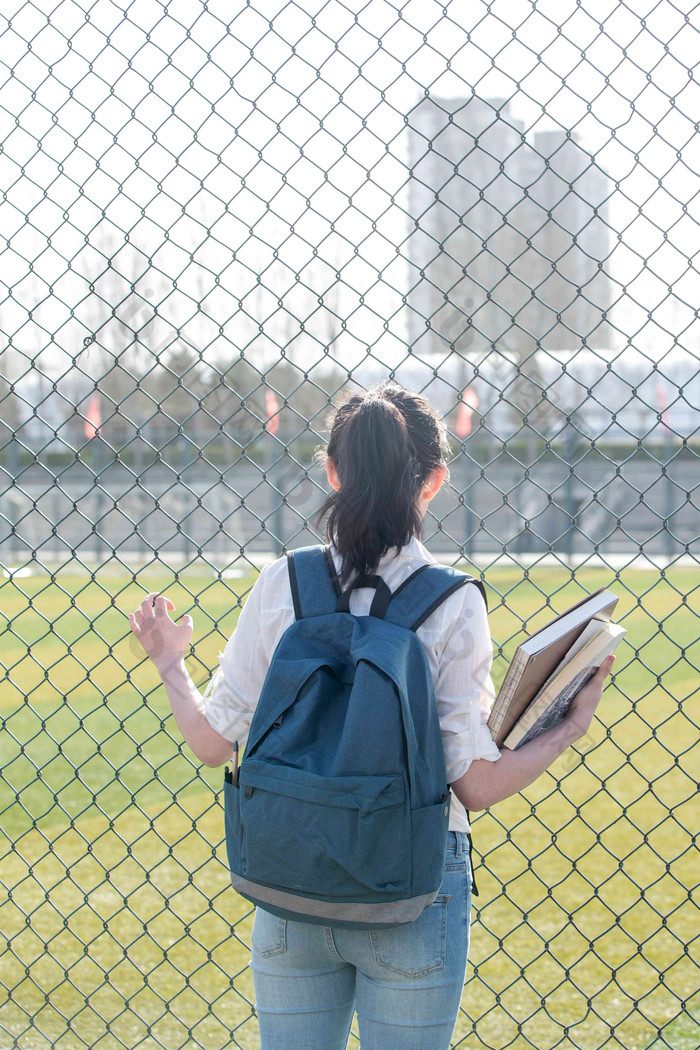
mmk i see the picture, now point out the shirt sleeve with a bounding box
[203,562,273,746]
[434,580,502,784]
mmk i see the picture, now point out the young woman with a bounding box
[129,381,614,1050]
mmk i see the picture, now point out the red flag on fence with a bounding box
[456,387,479,438]
[84,393,101,439]
[265,390,280,436]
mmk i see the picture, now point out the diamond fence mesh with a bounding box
[1,0,699,1047]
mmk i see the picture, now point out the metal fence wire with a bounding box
[1,0,698,1047]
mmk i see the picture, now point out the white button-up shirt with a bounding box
[203,535,501,831]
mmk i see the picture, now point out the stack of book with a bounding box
[488,587,626,750]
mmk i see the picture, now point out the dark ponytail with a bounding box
[315,381,451,587]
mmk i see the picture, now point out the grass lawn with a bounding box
[1,562,698,1049]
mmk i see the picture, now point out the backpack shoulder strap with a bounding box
[385,563,487,632]
[286,544,342,620]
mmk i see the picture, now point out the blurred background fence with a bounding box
[1,1,698,1048]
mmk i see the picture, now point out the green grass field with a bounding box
[1,563,698,1049]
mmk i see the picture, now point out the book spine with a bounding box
[489,648,529,733]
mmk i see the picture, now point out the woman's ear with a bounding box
[421,463,448,502]
[325,457,341,491]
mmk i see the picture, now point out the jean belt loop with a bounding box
[455,832,463,858]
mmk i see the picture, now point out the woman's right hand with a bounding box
[565,653,616,741]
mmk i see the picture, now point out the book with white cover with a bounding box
[488,588,619,747]
[502,620,626,750]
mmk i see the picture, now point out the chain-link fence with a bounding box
[1,1,698,1047]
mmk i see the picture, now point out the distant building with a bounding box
[406,96,613,367]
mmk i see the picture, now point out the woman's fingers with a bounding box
[598,653,615,679]
[582,655,615,703]
[153,595,171,617]
[565,653,617,741]
[140,593,158,619]
[138,592,176,618]
[129,593,188,667]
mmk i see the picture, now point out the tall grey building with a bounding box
[406,96,612,370]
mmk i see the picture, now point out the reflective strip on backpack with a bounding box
[230,873,437,926]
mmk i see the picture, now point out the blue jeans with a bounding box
[251,831,473,1050]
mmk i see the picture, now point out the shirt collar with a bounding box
[328,534,435,574]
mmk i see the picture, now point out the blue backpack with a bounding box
[223,544,486,929]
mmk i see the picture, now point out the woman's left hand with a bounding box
[129,593,193,673]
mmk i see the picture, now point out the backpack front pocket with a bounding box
[238,760,410,900]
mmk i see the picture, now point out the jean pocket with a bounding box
[251,908,287,958]
[369,895,449,978]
